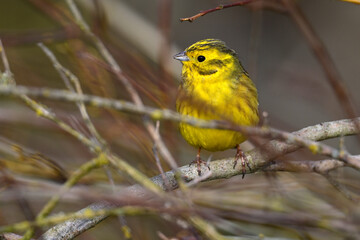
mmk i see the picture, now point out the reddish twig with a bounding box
[180,0,256,22]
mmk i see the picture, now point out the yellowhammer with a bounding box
[174,39,259,177]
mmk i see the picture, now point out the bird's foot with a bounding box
[189,155,210,176]
[233,146,251,179]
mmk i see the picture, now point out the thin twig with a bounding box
[0,39,11,74]
[152,121,171,190]
[186,170,212,187]
[37,42,107,148]
[180,0,256,22]
[188,216,228,240]
[65,0,178,176]
[0,39,14,85]
[0,85,359,169]
[147,119,178,170]
[21,155,109,239]
[20,95,98,152]
[265,159,345,173]
[0,42,165,240]
[281,0,360,139]
[0,41,99,152]
[322,173,358,202]
[37,155,109,219]
[65,0,141,105]
[0,85,212,127]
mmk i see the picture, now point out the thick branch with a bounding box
[36,118,359,240]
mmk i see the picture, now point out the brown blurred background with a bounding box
[0,0,359,239]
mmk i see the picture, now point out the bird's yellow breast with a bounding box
[176,72,258,151]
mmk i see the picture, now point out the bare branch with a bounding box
[64,0,179,180]
[0,117,355,239]
[265,159,345,174]
[180,0,256,22]
[0,85,359,169]
[281,0,360,137]
[37,43,107,148]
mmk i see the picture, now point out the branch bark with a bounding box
[37,118,359,240]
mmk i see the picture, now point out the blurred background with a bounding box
[0,0,359,239]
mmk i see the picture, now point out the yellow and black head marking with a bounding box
[174,39,244,78]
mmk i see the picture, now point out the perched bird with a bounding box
[174,39,259,177]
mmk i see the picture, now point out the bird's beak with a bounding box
[173,51,189,61]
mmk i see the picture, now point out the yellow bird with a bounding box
[174,39,259,177]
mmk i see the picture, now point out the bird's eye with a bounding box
[197,55,206,62]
